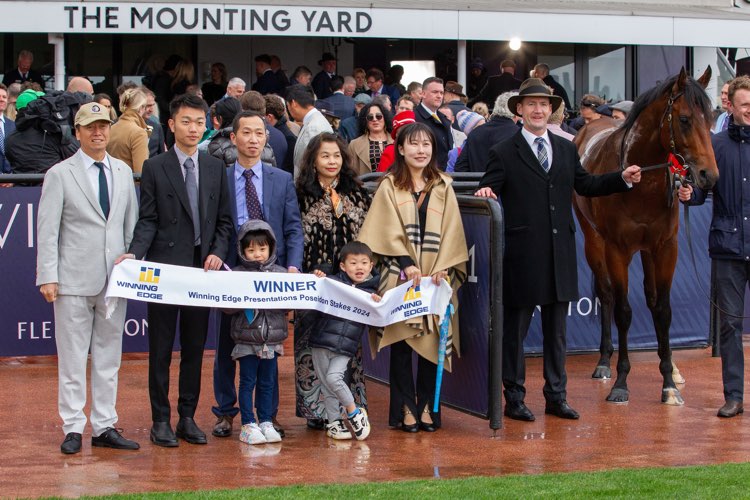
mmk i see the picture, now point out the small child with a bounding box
[227,220,289,446]
[309,241,381,440]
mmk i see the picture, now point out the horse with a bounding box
[573,67,719,405]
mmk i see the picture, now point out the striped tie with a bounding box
[535,137,549,171]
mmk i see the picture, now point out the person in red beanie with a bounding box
[377,110,416,172]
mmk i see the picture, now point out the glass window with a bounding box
[121,34,194,85]
[537,43,575,108]
[588,45,625,102]
[66,34,115,95]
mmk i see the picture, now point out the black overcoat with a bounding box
[479,130,629,307]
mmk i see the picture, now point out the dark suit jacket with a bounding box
[454,115,518,172]
[367,85,400,107]
[1,118,16,173]
[225,162,304,270]
[266,126,288,174]
[414,104,454,170]
[320,93,356,119]
[2,68,44,87]
[274,119,297,175]
[543,75,572,110]
[478,130,629,307]
[312,71,335,99]
[129,148,234,267]
[252,70,283,95]
[468,72,522,108]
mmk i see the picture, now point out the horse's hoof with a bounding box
[661,388,685,406]
[672,364,686,385]
[592,366,612,379]
[606,388,629,404]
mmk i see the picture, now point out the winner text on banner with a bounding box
[105,259,453,327]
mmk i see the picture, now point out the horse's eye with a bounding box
[679,115,690,125]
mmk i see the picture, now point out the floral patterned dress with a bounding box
[294,184,372,420]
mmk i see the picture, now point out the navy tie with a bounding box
[93,161,109,219]
[183,157,201,245]
[242,169,264,221]
[535,137,550,172]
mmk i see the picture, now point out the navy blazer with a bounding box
[1,118,15,173]
[319,93,356,120]
[367,85,400,108]
[225,162,304,270]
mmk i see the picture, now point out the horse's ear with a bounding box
[673,67,688,92]
[696,66,712,89]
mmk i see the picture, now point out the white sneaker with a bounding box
[239,423,266,445]
[348,407,371,441]
[326,419,353,440]
[259,421,282,443]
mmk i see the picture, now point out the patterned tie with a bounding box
[183,157,201,245]
[535,137,550,172]
[0,122,5,156]
[242,169,264,220]
[93,162,109,219]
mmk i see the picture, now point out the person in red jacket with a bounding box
[377,110,415,172]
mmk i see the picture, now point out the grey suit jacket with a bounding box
[36,150,139,296]
[293,108,333,180]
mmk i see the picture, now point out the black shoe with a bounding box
[504,401,535,421]
[401,422,419,433]
[150,421,178,447]
[306,418,326,430]
[176,417,207,444]
[61,432,82,454]
[419,422,437,432]
[718,400,744,418]
[92,427,140,450]
[545,400,580,420]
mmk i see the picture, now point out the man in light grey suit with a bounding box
[287,84,332,179]
[36,102,141,454]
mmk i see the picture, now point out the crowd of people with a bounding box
[0,48,741,456]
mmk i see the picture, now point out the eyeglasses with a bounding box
[366,113,384,121]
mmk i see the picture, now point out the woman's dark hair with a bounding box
[214,97,241,128]
[387,122,441,192]
[357,102,393,138]
[240,230,270,251]
[296,132,362,198]
[93,93,112,104]
[211,62,228,84]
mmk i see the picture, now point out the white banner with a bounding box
[105,259,452,327]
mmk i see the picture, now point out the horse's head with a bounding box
[665,66,719,190]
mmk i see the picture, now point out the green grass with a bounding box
[77,462,750,499]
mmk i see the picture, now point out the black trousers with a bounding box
[503,302,568,404]
[388,340,440,428]
[714,259,748,403]
[148,247,210,422]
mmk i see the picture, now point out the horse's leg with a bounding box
[642,251,686,384]
[650,240,684,405]
[604,249,633,403]
[577,212,614,379]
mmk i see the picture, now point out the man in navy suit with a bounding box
[2,50,45,88]
[0,84,15,173]
[414,77,454,169]
[366,69,400,110]
[318,76,356,120]
[211,110,304,438]
[251,54,283,96]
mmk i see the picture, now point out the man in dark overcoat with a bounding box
[475,78,642,421]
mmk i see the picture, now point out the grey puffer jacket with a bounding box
[230,220,288,357]
[207,126,277,168]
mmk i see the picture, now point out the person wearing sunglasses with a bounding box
[348,101,393,175]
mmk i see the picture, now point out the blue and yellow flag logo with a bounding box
[139,266,161,284]
[403,284,421,301]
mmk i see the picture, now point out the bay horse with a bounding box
[573,67,719,405]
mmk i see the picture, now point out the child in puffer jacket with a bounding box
[309,241,381,441]
[225,219,288,446]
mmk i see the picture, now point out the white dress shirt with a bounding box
[80,150,113,205]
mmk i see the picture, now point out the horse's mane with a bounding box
[621,74,713,133]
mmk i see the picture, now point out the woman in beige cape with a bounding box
[358,122,468,432]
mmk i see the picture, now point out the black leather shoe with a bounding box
[545,400,580,420]
[61,432,82,454]
[92,428,140,450]
[419,422,437,432]
[401,422,419,433]
[504,401,535,421]
[718,400,744,418]
[176,417,207,444]
[306,418,326,430]
[150,421,178,447]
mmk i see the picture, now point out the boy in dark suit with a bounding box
[119,93,234,447]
